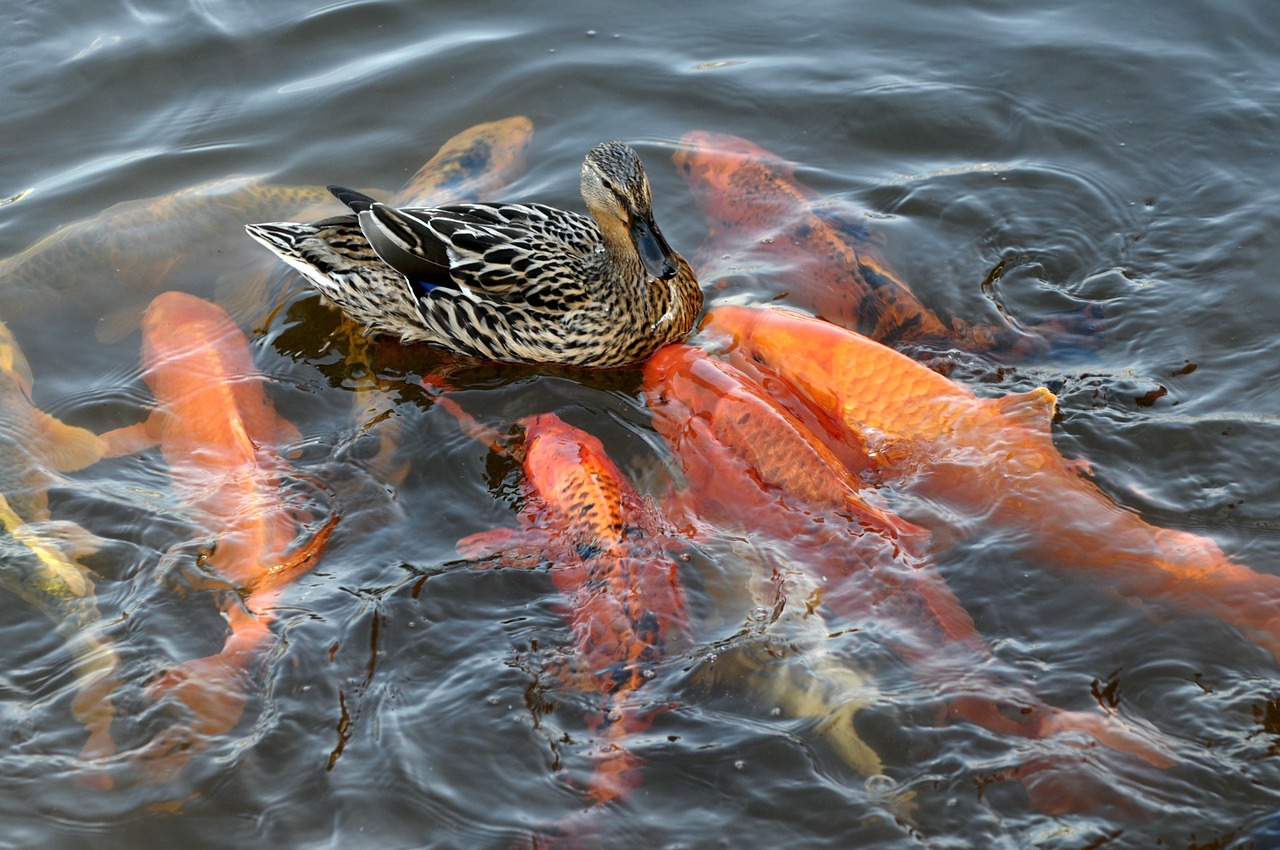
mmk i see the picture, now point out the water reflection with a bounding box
[3,0,1280,845]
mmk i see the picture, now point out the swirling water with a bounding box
[2,0,1280,847]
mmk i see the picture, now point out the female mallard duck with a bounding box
[246,141,702,367]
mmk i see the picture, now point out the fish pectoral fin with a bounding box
[992,386,1058,433]
[24,519,105,559]
[457,527,555,568]
[246,512,340,601]
[100,419,160,457]
[273,416,303,450]
[31,408,109,472]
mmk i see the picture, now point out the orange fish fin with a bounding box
[992,387,1058,433]
[274,416,303,447]
[246,512,339,603]
[100,413,166,456]
[457,527,556,568]
[32,408,109,472]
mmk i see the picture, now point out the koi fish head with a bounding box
[644,344,765,502]
[519,413,628,555]
[138,292,261,396]
[696,305,846,415]
[672,132,803,227]
[643,343,887,524]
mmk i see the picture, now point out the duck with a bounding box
[246,141,703,368]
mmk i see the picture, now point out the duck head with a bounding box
[580,141,680,281]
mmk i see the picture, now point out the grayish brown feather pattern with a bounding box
[246,141,702,368]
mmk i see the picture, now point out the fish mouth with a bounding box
[629,214,679,281]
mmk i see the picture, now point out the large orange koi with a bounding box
[699,305,1280,664]
[440,399,687,809]
[674,131,1096,355]
[103,291,337,780]
[674,131,952,344]
[643,344,1170,776]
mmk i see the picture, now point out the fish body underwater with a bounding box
[0,318,118,763]
[104,291,337,781]
[675,131,1100,356]
[643,344,1171,792]
[699,305,1280,664]
[448,405,689,809]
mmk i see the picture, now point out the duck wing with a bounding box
[357,200,599,311]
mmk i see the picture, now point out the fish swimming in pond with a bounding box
[438,397,687,824]
[0,116,535,342]
[643,344,1172,793]
[0,176,337,339]
[102,291,338,781]
[674,130,952,344]
[674,131,1099,356]
[699,305,1280,666]
[0,318,118,765]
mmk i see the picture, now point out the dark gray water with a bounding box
[2,0,1280,847]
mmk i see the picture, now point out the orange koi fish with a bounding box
[394,115,534,207]
[441,399,687,808]
[103,291,337,780]
[643,344,1170,776]
[674,131,1096,355]
[674,131,952,345]
[700,305,1280,665]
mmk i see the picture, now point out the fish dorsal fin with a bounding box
[32,408,109,472]
[992,387,1057,433]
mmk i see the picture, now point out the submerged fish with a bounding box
[0,116,534,342]
[644,344,1171,788]
[0,318,118,763]
[674,131,1098,355]
[699,305,1280,665]
[440,398,688,812]
[0,177,337,335]
[674,131,951,344]
[394,116,535,208]
[103,292,337,781]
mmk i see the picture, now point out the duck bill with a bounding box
[630,215,680,280]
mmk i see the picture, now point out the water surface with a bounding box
[2,0,1280,847]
